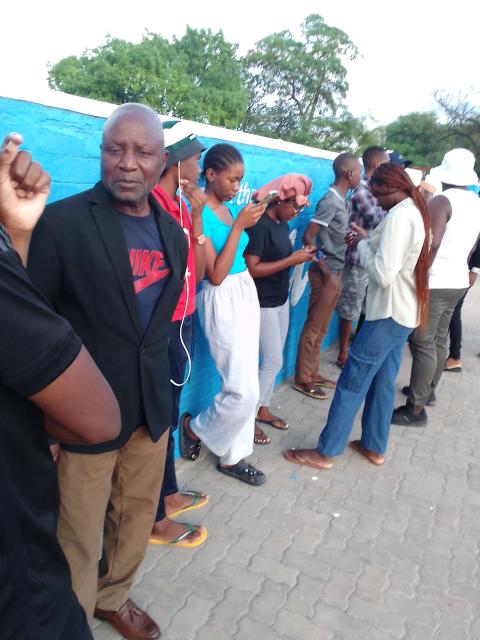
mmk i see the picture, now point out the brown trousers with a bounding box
[57,427,169,622]
[295,268,342,383]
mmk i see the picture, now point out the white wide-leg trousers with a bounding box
[191,271,260,465]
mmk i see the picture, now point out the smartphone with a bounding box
[315,249,326,261]
[256,190,279,207]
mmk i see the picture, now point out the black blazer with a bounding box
[28,182,188,453]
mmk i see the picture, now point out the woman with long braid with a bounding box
[284,163,431,469]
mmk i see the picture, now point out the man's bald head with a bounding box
[103,103,164,146]
[100,103,167,215]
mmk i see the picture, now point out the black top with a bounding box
[245,213,293,307]
[28,182,188,454]
[119,211,171,335]
[469,237,480,270]
[0,228,91,640]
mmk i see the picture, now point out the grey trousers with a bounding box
[408,288,467,406]
[258,300,290,407]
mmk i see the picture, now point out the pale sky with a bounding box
[2,0,479,126]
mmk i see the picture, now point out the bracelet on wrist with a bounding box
[193,233,206,245]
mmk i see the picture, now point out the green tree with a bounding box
[48,29,247,128]
[171,27,248,128]
[242,14,361,150]
[384,112,447,166]
[434,91,480,170]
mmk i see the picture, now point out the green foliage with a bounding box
[171,27,248,128]
[434,92,480,171]
[242,14,362,150]
[385,112,447,166]
[48,15,367,151]
[48,17,480,166]
[48,29,248,128]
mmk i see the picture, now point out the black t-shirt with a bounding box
[0,227,91,640]
[119,211,171,335]
[245,214,293,307]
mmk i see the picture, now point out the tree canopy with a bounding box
[48,28,248,129]
[47,17,480,165]
[384,112,447,166]
[242,15,362,149]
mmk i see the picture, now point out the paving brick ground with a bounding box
[93,285,480,640]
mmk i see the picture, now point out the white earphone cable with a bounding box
[170,161,192,387]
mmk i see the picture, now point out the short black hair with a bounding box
[362,146,387,170]
[333,152,358,179]
[201,144,244,179]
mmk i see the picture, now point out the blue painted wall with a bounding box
[1,96,338,430]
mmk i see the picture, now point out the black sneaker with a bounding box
[401,386,436,407]
[392,404,427,426]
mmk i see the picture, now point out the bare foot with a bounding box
[254,424,271,444]
[444,357,462,370]
[256,406,288,429]
[183,414,200,441]
[349,440,384,465]
[150,517,205,544]
[165,491,208,518]
[336,352,348,368]
[313,376,336,389]
[283,448,334,470]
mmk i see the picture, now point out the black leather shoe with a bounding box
[392,403,427,426]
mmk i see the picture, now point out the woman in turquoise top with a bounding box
[180,144,267,486]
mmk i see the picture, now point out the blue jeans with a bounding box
[317,318,412,456]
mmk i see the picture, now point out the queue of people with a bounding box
[1,106,479,640]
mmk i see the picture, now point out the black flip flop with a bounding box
[256,417,289,430]
[217,459,266,486]
[179,413,201,461]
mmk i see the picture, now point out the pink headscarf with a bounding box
[253,173,312,208]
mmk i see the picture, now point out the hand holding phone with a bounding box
[255,190,278,207]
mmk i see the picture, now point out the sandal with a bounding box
[167,491,209,519]
[254,424,271,445]
[292,383,329,400]
[179,413,201,461]
[313,377,336,389]
[149,523,207,548]
[283,448,334,470]
[217,459,267,486]
[256,416,289,430]
[349,440,384,466]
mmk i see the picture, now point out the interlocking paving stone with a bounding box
[93,285,480,639]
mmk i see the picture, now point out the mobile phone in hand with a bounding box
[256,190,279,207]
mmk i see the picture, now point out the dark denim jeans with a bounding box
[317,317,412,456]
[155,314,194,523]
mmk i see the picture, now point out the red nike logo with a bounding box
[129,249,170,293]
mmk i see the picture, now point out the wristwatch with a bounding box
[193,233,206,245]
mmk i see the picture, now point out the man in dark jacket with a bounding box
[28,105,188,640]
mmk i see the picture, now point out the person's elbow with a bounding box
[209,275,226,286]
[206,268,227,286]
[82,399,121,444]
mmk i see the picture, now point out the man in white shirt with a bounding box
[393,149,480,426]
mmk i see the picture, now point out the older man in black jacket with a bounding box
[28,104,188,640]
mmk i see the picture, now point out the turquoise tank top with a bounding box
[202,204,248,275]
